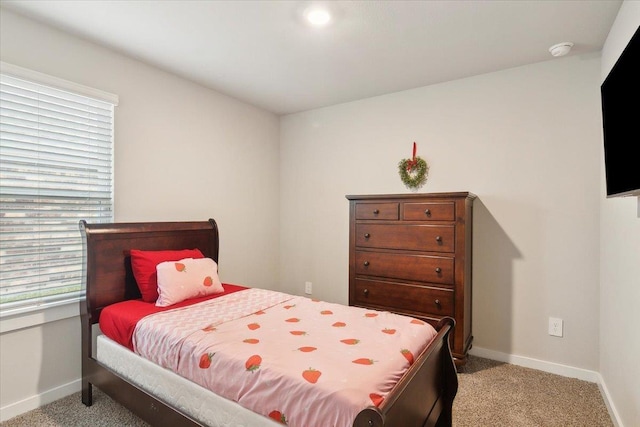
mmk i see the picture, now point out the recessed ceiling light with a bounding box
[305,7,331,26]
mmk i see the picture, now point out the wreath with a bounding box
[398,142,429,190]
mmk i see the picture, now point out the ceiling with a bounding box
[1,1,622,115]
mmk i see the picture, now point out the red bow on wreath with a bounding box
[406,142,418,172]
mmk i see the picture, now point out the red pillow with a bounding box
[130,249,205,302]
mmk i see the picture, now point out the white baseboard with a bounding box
[0,379,80,422]
[595,373,624,427]
[469,347,623,427]
[469,346,599,382]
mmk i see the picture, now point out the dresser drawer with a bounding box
[355,203,399,220]
[355,224,455,253]
[353,278,454,317]
[403,202,455,221]
[355,251,454,284]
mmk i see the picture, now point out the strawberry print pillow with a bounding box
[130,248,205,302]
[155,257,223,307]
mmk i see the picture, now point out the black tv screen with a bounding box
[601,25,640,197]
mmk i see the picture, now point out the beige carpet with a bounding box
[454,356,613,427]
[1,356,613,427]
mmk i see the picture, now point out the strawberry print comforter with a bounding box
[133,288,437,427]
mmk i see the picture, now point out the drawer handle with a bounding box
[373,209,379,215]
[424,209,431,217]
[435,267,442,274]
[363,261,370,267]
[435,235,442,243]
[435,299,441,307]
[363,289,369,296]
[364,233,370,239]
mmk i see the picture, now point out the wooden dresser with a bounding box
[346,192,475,366]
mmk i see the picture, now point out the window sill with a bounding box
[0,299,80,334]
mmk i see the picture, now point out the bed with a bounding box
[80,219,458,427]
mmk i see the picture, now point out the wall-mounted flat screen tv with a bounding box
[601,25,640,197]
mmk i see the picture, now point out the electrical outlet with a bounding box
[304,281,312,295]
[549,317,563,337]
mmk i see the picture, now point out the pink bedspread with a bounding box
[133,288,437,427]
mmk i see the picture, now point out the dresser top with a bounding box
[345,192,476,201]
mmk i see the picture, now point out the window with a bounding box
[0,63,118,315]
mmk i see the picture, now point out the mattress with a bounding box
[97,333,280,427]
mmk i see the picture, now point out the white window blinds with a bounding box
[0,67,117,314]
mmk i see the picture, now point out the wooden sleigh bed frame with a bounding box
[80,219,458,427]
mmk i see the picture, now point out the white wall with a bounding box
[599,2,640,426]
[280,55,603,371]
[0,8,280,419]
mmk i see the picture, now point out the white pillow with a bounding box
[155,257,223,307]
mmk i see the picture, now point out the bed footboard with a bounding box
[353,317,457,427]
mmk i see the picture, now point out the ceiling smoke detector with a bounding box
[549,42,574,57]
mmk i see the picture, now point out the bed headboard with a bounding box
[79,219,219,324]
